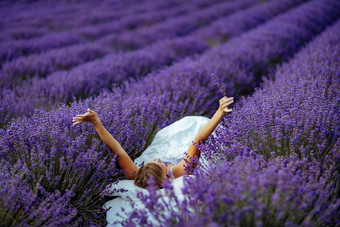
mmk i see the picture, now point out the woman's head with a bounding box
[134,158,167,189]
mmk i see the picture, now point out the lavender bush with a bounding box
[0,44,109,88]
[0,33,83,64]
[0,27,49,42]
[0,159,78,226]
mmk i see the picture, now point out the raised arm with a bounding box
[73,109,139,179]
[172,97,234,178]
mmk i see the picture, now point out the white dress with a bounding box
[103,116,210,226]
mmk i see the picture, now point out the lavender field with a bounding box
[0,0,339,226]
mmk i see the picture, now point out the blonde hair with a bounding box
[134,162,165,189]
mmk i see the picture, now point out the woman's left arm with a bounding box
[173,97,234,178]
[73,109,139,179]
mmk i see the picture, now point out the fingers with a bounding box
[72,121,82,126]
[72,109,96,126]
[72,117,82,125]
[220,97,234,106]
[221,100,234,109]
[72,116,83,121]
[76,109,93,117]
[221,101,234,111]
[219,96,234,113]
[220,96,233,103]
[72,116,84,126]
[75,112,90,119]
[72,108,96,125]
[225,99,234,106]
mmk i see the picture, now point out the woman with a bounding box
[72,96,234,189]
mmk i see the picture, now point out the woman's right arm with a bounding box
[73,109,139,179]
[172,97,234,178]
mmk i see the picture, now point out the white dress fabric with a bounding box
[134,116,210,166]
[103,116,210,226]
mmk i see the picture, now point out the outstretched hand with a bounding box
[219,96,234,113]
[72,109,100,126]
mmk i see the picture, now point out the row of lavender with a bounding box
[0,0,304,126]
[0,0,339,225]
[0,0,229,64]
[0,0,204,41]
[0,0,140,29]
[0,0,147,42]
[124,20,340,227]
